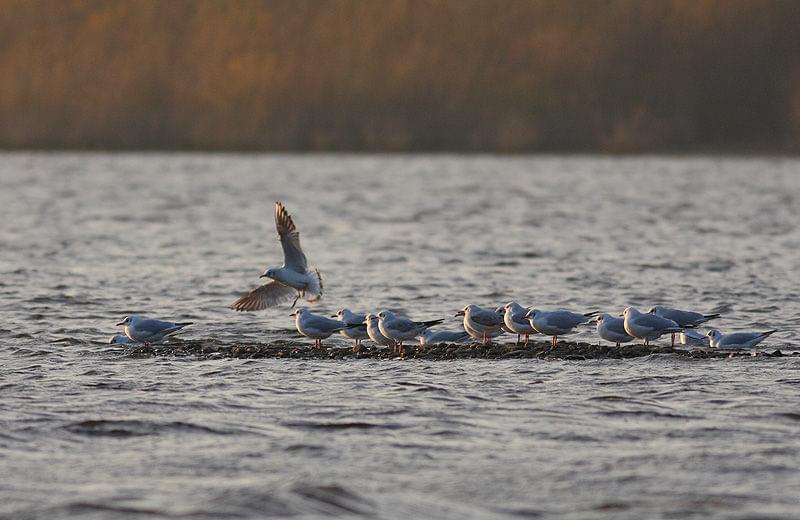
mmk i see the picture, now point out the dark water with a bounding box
[1,153,799,519]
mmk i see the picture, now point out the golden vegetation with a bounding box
[1,0,799,151]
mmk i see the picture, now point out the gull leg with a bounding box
[291,294,300,308]
[524,333,529,346]
[671,333,675,347]
[516,334,521,345]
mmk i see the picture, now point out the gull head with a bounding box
[707,329,722,341]
[333,308,353,319]
[647,306,661,314]
[455,305,474,317]
[290,307,309,318]
[503,302,524,315]
[364,313,377,324]
[116,315,134,326]
[260,268,278,279]
[524,309,540,320]
[621,307,639,318]
[377,310,393,320]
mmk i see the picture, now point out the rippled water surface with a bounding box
[2,153,800,519]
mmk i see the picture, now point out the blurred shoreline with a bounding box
[2,0,799,153]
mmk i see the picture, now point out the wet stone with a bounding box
[118,339,794,361]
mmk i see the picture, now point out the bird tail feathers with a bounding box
[422,319,444,327]
[303,268,323,303]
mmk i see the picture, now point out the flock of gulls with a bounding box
[110,202,779,355]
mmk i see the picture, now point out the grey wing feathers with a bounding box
[136,319,184,335]
[551,311,587,328]
[275,202,308,272]
[393,319,421,333]
[307,315,346,331]
[472,313,502,327]
[230,280,296,311]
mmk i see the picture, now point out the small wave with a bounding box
[290,483,375,516]
[63,419,238,437]
[394,381,450,393]
[39,502,168,517]
[282,420,402,431]
[598,410,698,420]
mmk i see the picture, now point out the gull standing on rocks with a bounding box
[456,305,505,345]
[377,310,444,354]
[502,302,536,345]
[115,316,193,345]
[594,313,634,346]
[707,329,777,351]
[621,307,683,346]
[333,308,368,347]
[230,201,323,311]
[525,309,598,348]
[648,306,721,346]
[495,305,517,338]
[291,307,353,349]
[364,313,396,349]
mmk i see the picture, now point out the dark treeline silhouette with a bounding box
[2,0,799,152]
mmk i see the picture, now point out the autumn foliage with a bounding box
[1,0,799,151]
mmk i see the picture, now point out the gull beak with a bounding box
[115,321,125,326]
[618,313,624,317]
[330,315,338,318]
[289,312,296,317]
[455,310,465,317]
[259,274,268,278]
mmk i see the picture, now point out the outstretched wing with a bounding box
[230,281,297,311]
[275,201,308,272]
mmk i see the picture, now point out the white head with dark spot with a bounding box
[260,268,279,280]
[706,329,722,341]
[115,315,140,326]
[290,307,310,318]
[524,309,541,320]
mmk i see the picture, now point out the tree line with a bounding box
[1,0,799,152]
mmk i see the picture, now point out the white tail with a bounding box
[303,268,323,303]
